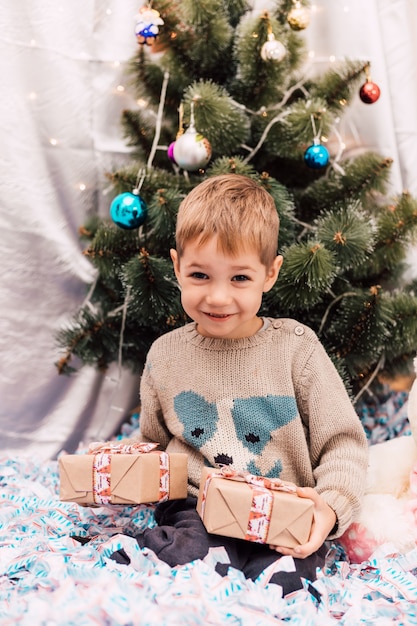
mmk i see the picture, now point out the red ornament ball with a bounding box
[359,81,381,104]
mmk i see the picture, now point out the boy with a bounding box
[124,174,368,594]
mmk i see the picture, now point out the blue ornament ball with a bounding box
[110,192,147,230]
[304,143,330,169]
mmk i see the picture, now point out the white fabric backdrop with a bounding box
[1,0,416,460]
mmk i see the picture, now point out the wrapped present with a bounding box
[59,441,188,505]
[196,466,314,548]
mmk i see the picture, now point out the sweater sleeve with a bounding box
[296,339,369,538]
[138,354,172,450]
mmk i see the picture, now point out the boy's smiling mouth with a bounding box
[206,312,231,318]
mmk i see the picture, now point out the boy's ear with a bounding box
[170,249,180,281]
[263,255,283,293]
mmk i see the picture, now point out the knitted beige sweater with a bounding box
[139,318,368,538]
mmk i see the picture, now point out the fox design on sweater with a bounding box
[173,390,298,478]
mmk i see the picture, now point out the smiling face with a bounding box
[171,236,282,340]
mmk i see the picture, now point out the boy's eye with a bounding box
[190,272,208,280]
[232,275,249,282]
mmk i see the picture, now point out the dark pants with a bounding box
[112,497,327,596]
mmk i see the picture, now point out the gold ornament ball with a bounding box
[287,6,311,31]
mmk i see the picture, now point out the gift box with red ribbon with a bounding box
[59,441,188,506]
[196,466,314,548]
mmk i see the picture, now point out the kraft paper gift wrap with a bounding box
[59,441,188,505]
[197,467,314,548]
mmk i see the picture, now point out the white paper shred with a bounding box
[1,454,417,625]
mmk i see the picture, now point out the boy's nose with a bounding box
[206,283,232,306]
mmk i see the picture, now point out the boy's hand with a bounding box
[269,487,336,559]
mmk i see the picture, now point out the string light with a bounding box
[21,7,146,183]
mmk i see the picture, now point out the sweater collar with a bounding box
[182,319,273,350]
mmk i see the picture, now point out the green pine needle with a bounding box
[316,204,375,270]
[183,81,250,155]
[123,250,182,325]
[325,287,393,377]
[272,241,336,309]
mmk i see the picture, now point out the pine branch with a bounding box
[123,248,183,325]
[326,285,393,379]
[83,224,142,278]
[315,203,375,270]
[311,59,370,112]
[267,241,336,310]
[121,109,156,153]
[298,153,392,217]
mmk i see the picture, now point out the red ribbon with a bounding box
[214,466,297,493]
[88,441,169,505]
[88,441,159,455]
[201,467,296,544]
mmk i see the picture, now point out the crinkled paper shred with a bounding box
[1,454,417,625]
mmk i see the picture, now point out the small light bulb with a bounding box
[49,138,58,146]
[308,50,315,59]
[79,183,86,191]
[329,55,336,63]
[116,85,125,93]
[106,8,112,15]
[28,92,37,100]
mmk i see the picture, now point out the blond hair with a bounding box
[175,174,279,268]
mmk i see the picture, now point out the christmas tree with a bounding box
[56,0,417,408]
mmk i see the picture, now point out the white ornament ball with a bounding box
[173,127,212,171]
[261,35,286,62]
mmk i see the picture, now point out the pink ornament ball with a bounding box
[168,141,177,163]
